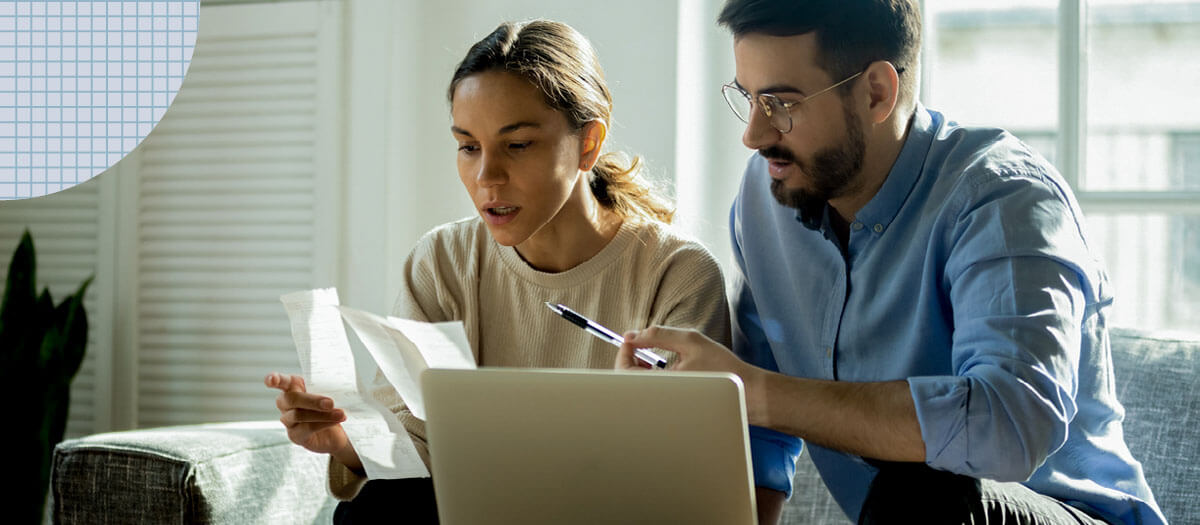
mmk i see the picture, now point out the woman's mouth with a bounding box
[483,206,520,225]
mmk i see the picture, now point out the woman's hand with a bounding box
[265,372,350,456]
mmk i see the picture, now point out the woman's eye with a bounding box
[458,144,478,153]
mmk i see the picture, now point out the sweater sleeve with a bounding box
[647,242,732,349]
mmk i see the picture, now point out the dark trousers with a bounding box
[858,462,1110,525]
[333,477,439,525]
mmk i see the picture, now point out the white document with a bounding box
[335,305,475,420]
[280,288,429,479]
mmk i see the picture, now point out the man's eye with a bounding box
[508,141,531,151]
[458,144,478,153]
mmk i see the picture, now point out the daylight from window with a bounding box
[924,0,1200,331]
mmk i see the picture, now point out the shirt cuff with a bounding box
[748,425,803,498]
[908,375,969,473]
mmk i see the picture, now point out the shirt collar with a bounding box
[850,103,938,235]
[794,103,939,234]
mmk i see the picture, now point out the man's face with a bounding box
[732,32,866,212]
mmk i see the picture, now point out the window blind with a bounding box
[132,0,338,427]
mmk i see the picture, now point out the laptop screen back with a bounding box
[422,368,757,525]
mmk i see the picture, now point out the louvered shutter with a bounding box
[0,179,103,438]
[131,0,339,427]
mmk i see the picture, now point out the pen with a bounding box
[544,302,668,369]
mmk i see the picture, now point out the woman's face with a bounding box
[451,71,591,248]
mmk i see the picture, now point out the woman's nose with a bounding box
[475,153,506,187]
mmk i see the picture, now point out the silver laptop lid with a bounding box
[422,367,757,525]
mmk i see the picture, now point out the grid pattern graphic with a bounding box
[0,1,198,200]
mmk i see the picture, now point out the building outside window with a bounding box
[924,0,1200,332]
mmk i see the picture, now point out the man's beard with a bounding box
[765,102,866,215]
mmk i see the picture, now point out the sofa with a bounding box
[52,328,1199,524]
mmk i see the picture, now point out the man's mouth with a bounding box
[766,158,796,180]
[488,206,519,215]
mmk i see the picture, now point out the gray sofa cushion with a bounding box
[780,328,1200,525]
[782,455,850,524]
[1109,327,1200,525]
[52,421,336,524]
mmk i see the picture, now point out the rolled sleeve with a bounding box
[908,375,969,473]
[749,425,804,497]
[927,251,1086,481]
[914,264,1085,482]
[911,359,1077,481]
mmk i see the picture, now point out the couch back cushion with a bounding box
[1109,327,1200,525]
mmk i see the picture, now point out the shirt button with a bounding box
[851,222,863,231]
[873,224,884,233]
[825,346,832,357]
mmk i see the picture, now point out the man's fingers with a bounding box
[615,342,649,370]
[623,326,704,354]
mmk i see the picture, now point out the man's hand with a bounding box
[616,326,758,379]
[615,328,924,462]
[265,372,353,457]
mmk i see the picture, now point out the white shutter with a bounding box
[0,179,103,438]
[131,0,340,427]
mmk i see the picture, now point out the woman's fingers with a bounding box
[264,372,307,393]
[275,390,336,412]
[267,372,335,413]
[287,421,343,447]
[279,407,346,427]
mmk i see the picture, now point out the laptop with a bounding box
[422,368,758,525]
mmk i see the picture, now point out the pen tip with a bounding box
[544,301,556,310]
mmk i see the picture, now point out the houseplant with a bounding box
[0,229,92,523]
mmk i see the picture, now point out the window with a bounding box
[1169,133,1200,327]
[924,0,1200,331]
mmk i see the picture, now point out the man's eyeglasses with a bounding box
[721,70,864,134]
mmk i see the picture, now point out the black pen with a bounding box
[544,302,668,369]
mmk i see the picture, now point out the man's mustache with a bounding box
[760,146,796,164]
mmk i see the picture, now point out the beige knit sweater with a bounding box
[329,216,731,500]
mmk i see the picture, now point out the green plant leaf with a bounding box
[0,230,37,373]
[43,275,93,381]
[34,288,55,370]
[0,229,92,522]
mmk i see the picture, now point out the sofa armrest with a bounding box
[52,420,336,524]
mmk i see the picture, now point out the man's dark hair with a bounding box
[718,0,921,98]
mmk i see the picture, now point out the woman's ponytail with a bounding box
[589,152,674,224]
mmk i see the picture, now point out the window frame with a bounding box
[1058,0,1200,214]
[920,0,1200,213]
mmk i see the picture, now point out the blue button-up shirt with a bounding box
[730,105,1165,525]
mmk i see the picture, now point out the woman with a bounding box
[266,19,730,523]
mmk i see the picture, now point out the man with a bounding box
[616,1,1165,524]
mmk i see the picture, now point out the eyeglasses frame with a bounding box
[721,69,867,134]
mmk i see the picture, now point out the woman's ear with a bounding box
[579,120,608,172]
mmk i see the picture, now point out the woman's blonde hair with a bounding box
[447,20,674,224]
